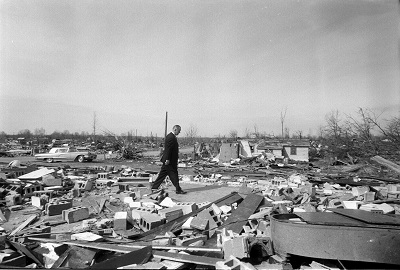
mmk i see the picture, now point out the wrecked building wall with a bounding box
[219,143,239,162]
[283,146,309,162]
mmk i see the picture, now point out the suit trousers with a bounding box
[151,164,182,191]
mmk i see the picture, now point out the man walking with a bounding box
[151,125,187,194]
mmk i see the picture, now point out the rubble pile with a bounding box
[0,152,399,269]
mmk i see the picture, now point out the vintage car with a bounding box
[34,147,97,163]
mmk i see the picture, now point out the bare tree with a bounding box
[243,127,251,138]
[280,107,287,138]
[229,130,238,140]
[284,127,290,139]
[295,130,303,139]
[185,124,198,145]
[34,128,46,136]
[93,111,97,140]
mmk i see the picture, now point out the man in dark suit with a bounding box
[151,125,187,194]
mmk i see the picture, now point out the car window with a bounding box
[58,148,68,153]
[69,148,77,152]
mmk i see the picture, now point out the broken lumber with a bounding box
[371,156,400,174]
[222,193,264,234]
[8,215,38,237]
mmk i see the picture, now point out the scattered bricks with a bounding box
[45,200,73,216]
[113,212,128,230]
[129,201,142,208]
[216,255,257,270]
[22,183,43,198]
[364,192,376,202]
[176,235,207,246]
[157,207,183,222]
[62,206,89,223]
[222,236,250,260]
[96,218,113,229]
[175,202,198,215]
[71,232,103,242]
[139,213,165,232]
[97,173,110,179]
[6,194,22,206]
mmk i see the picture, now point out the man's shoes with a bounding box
[175,190,187,194]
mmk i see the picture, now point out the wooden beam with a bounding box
[222,193,264,234]
[40,241,221,267]
[371,156,400,174]
[8,215,38,237]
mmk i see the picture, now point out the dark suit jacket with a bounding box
[161,132,179,165]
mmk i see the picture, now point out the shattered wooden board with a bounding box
[153,250,221,266]
[88,246,152,269]
[61,246,97,268]
[8,240,43,267]
[328,208,400,226]
[222,193,264,233]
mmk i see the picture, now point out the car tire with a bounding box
[46,158,53,163]
[77,155,85,163]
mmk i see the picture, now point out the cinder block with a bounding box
[114,212,128,230]
[45,200,73,216]
[157,207,183,222]
[175,202,198,215]
[6,194,22,206]
[75,180,93,191]
[131,207,157,220]
[139,213,165,232]
[222,236,250,260]
[160,197,176,208]
[62,206,89,223]
[364,192,375,202]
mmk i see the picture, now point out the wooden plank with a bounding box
[7,241,43,267]
[153,250,220,266]
[371,155,400,174]
[30,239,222,253]
[222,193,264,233]
[329,208,400,226]
[88,246,152,269]
[295,212,367,226]
[45,241,220,267]
[98,198,107,213]
[8,215,38,237]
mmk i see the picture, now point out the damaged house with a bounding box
[255,139,310,162]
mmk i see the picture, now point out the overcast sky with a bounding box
[1,0,399,138]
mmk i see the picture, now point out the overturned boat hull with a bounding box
[270,213,400,265]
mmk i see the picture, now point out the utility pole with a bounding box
[165,111,168,138]
[92,111,97,142]
[280,107,287,139]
